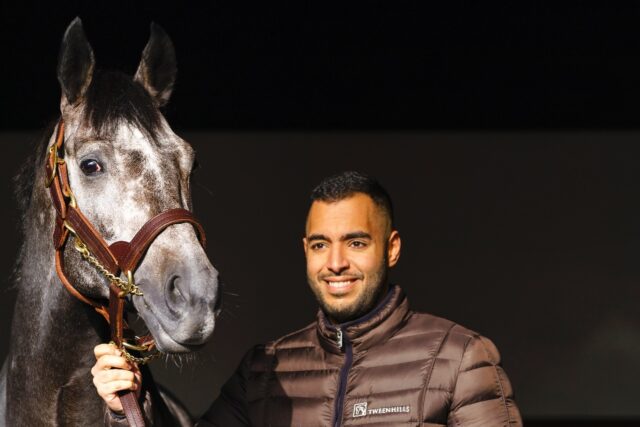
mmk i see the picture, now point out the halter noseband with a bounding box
[45,118,206,426]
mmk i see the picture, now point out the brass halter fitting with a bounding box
[62,185,77,208]
[70,236,144,297]
[45,145,65,188]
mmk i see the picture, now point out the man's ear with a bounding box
[302,237,309,257]
[387,230,401,267]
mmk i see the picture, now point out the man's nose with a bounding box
[327,246,349,274]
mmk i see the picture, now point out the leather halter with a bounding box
[45,119,206,427]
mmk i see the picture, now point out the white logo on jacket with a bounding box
[352,402,410,418]
[353,402,368,417]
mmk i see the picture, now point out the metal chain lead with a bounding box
[72,238,143,296]
[122,350,160,365]
[73,237,161,364]
[51,126,161,367]
[110,341,161,365]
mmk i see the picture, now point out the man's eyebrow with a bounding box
[341,231,371,241]
[306,232,371,242]
[307,234,329,242]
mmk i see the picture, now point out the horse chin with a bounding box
[142,314,203,354]
[132,298,215,354]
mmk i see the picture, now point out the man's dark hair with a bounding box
[310,171,394,228]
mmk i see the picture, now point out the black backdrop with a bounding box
[1,2,640,424]
[4,2,640,130]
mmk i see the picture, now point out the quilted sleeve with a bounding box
[447,335,522,427]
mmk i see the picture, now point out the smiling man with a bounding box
[95,171,522,426]
[304,190,400,324]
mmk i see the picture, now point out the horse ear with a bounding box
[57,17,95,106]
[134,23,177,107]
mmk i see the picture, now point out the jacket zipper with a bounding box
[332,327,353,427]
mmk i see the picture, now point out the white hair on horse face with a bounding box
[108,124,164,241]
[61,117,190,243]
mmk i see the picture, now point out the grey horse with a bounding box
[0,18,220,426]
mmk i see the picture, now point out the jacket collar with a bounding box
[316,285,410,354]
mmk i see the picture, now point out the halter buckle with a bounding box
[118,271,139,298]
[45,145,66,188]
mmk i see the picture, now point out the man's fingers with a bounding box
[91,343,141,414]
[104,393,124,413]
[105,379,137,394]
[94,368,136,383]
[94,343,119,358]
[93,374,138,399]
[94,354,132,371]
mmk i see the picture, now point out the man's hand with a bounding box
[91,343,142,414]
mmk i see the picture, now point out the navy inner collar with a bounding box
[324,284,397,331]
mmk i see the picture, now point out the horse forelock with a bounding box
[82,69,163,142]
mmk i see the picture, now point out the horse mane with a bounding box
[14,123,52,216]
[10,123,52,289]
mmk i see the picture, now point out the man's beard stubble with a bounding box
[308,257,389,324]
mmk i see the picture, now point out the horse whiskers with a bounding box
[213,286,244,321]
[220,287,244,303]
[217,306,238,321]
[193,179,216,200]
[222,290,240,297]
[159,351,200,370]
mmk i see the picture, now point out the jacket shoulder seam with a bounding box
[477,336,512,426]
[448,334,512,427]
[418,320,457,422]
[448,331,475,426]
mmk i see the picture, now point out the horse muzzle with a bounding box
[133,255,221,352]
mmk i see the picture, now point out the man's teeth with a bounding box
[328,280,353,288]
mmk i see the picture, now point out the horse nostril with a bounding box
[165,275,186,315]
[169,276,181,297]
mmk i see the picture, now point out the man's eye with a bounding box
[79,159,103,176]
[311,242,327,250]
[350,241,367,248]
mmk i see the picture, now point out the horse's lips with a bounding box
[133,296,209,353]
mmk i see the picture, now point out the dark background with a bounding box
[1,2,640,425]
[5,1,640,131]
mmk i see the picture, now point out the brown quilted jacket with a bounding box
[198,285,522,426]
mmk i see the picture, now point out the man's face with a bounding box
[303,193,401,323]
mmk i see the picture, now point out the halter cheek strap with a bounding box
[45,118,206,427]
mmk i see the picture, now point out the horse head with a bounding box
[54,18,220,353]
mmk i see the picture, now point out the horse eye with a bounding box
[79,159,103,176]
